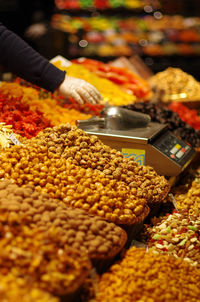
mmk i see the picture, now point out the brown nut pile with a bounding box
[32,124,170,205]
[0,144,149,225]
[0,273,58,302]
[172,177,200,213]
[0,180,127,257]
[149,67,200,102]
[0,224,91,297]
[145,211,200,268]
[96,247,200,302]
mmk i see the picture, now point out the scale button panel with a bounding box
[153,131,193,163]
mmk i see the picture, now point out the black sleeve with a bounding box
[0,22,65,92]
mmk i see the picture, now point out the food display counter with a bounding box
[0,55,199,302]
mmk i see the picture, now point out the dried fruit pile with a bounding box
[97,247,200,302]
[0,222,91,297]
[0,273,59,302]
[145,211,200,268]
[125,102,200,148]
[72,58,151,100]
[0,180,127,258]
[53,60,136,106]
[0,83,51,138]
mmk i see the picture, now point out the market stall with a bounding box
[0,52,199,301]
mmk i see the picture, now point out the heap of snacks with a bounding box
[149,67,200,103]
[0,83,51,138]
[97,247,200,302]
[0,222,91,297]
[0,82,91,129]
[0,274,59,302]
[172,174,200,213]
[125,102,200,148]
[0,122,22,149]
[72,58,152,100]
[169,102,200,131]
[0,124,170,225]
[53,60,136,106]
[145,211,200,268]
[0,180,127,258]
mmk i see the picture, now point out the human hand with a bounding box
[58,75,102,104]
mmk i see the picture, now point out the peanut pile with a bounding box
[149,67,200,102]
[32,124,170,205]
[0,180,126,257]
[172,177,200,213]
[0,273,58,302]
[0,223,91,297]
[145,211,200,268]
[97,247,200,302]
[0,142,149,225]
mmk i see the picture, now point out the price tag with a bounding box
[9,134,21,145]
[50,55,72,67]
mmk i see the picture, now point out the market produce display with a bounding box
[0,124,170,224]
[96,247,200,301]
[144,210,200,268]
[55,0,154,10]
[172,171,200,213]
[0,82,91,129]
[169,102,200,131]
[51,14,200,57]
[125,102,200,148]
[53,60,136,106]
[149,67,200,103]
[0,273,59,302]
[0,179,127,259]
[0,221,91,298]
[72,57,152,100]
[0,83,52,138]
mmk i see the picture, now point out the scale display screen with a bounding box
[153,131,193,163]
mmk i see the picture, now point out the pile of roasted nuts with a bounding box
[0,222,91,297]
[149,67,200,102]
[172,177,200,213]
[0,140,150,225]
[96,247,200,302]
[144,210,200,268]
[0,180,127,258]
[0,273,59,302]
[31,125,170,205]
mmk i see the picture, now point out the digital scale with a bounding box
[78,107,195,177]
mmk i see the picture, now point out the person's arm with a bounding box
[0,22,65,92]
[0,23,102,104]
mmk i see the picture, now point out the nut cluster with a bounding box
[0,223,91,296]
[32,125,170,205]
[0,180,126,257]
[149,67,200,102]
[0,273,58,302]
[0,143,149,225]
[145,211,200,268]
[172,177,200,213]
[97,247,200,302]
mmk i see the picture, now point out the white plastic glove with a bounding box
[58,75,102,104]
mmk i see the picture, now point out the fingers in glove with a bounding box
[84,83,103,102]
[78,87,96,104]
[70,91,85,104]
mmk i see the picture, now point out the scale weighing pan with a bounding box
[78,107,195,177]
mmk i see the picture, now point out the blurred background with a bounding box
[1,0,200,79]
